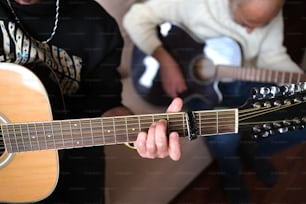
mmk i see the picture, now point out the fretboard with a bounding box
[216,65,306,84]
[1,109,238,153]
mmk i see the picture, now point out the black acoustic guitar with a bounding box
[131,25,305,107]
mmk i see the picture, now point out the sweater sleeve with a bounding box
[123,0,183,55]
[257,12,302,73]
[65,3,124,119]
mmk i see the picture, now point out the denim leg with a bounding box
[205,133,241,177]
[185,91,243,178]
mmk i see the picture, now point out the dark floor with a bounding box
[170,142,306,204]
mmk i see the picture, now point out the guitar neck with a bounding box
[1,109,238,153]
[216,65,306,84]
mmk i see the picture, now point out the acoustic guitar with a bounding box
[1,63,306,203]
[131,25,305,107]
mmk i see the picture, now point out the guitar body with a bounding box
[131,25,223,108]
[0,63,59,203]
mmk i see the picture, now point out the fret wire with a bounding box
[112,117,116,144]
[245,68,249,80]
[22,123,31,151]
[13,124,20,152]
[27,123,38,150]
[262,68,265,81]
[61,121,72,148]
[100,118,105,145]
[51,121,56,148]
[90,119,102,145]
[125,117,129,143]
[34,122,41,150]
[42,122,48,150]
[90,119,94,145]
[3,125,13,153]
[2,126,7,152]
[33,123,39,150]
[68,121,74,147]
[166,114,169,132]
[44,122,54,149]
[72,120,81,147]
[36,123,46,150]
[80,120,85,146]
[61,121,66,147]
[297,73,301,82]
[53,121,64,148]
[268,69,271,82]
[26,123,33,150]
[113,117,129,143]
[216,111,219,134]
[126,116,139,142]
[13,125,20,152]
[241,67,244,80]
[86,120,96,146]
[274,70,278,82]
[14,124,22,151]
[102,118,116,144]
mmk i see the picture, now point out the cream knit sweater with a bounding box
[123,0,301,72]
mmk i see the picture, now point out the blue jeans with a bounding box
[186,81,306,177]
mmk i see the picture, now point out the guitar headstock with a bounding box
[239,83,306,139]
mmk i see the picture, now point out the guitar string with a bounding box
[2,102,304,151]
[0,108,294,141]
[0,110,300,141]
[218,65,305,84]
[1,112,237,151]
[239,101,303,122]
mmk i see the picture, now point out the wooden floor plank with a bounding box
[171,143,306,204]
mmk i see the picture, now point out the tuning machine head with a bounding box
[240,83,306,140]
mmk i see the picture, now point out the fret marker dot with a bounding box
[31,136,35,139]
[107,130,111,133]
[132,128,136,131]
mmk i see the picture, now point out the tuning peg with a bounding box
[273,100,282,106]
[260,131,270,138]
[298,82,306,91]
[283,120,291,126]
[283,99,292,105]
[272,122,282,128]
[252,125,262,133]
[280,85,289,95]
[259,87,271,98]
[263,101,272,107]
[251,87,259,99]
[262,123,272,130]
[270,86,280,96]
[289,84,301,95]
[277,127,288,134]
[293,97,303,103]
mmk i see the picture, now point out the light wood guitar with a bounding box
[1,63,306,203]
